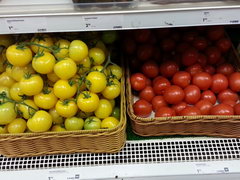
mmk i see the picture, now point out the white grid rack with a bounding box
[1,138,240,171]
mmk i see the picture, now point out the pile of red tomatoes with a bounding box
[124,26,240,118]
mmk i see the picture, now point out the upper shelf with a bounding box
[0,0,240,34]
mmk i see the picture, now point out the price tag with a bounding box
[202,11,212,23]
[47,170,80,180]
[195,163,230,174]
[4,17,47,33]
[82,15,123,30]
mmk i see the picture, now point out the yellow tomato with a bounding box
[0,125,8,134]
[91,65,107,75]
[69,40,88,63]
[9,83,24,101]
[53,79,77,99]
[95,40,108,56]
[19,74,43,96]
[85,71,107,93]
[65,117,84,131]
[53,39,70,59]
[0,102,17,125]
[54,58,77,79]
[78,57,91,75]
[78,111,93,119]
[7,118,27,133]
[18,99,39,119]
[72,75,86,91]
[49,108,64,124]
[89,47,105,65]
[51,124,66,132]
[0,86,10,98]
[55,99,78,118]
[94,99,112,119]
[0,35,14,47]
[102,78,121,100]
[6,44,33,67]
[47,72,60,82]
[109,99,115,108]
[10,64,35,82]
[77,91,99,112]
[101,117,119,129]
[0,72,16,88]
[34,88,58,109]
[30,34,54,53]
[32,51,56,74]
[107,64,123,80]
[27,110,52,132]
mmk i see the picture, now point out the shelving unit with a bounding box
[1,0,240,179]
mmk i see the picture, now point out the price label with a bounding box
[47,170,80,180]
[5,17,47,33]
[195,163,230,174]
[82,15,123,30]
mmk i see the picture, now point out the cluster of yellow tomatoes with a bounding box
[0,33,122,134]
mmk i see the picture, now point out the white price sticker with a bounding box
[82,15,123,30]
[47,170,80,180]
[195,163,230,174]
[5,17,47,33]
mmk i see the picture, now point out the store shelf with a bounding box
[0,0,240,34]
[1,137,240,179]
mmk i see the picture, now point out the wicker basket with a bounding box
[0,76,126,157]
[127,44,240,138]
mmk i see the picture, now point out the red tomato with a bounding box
[123,39,136,55]
[160,38,176,52]
[182,48,199,66]
[205,46,221,64]
[195,100,213,115]
[171,31,181,42]
[156,28,171,39]
[176,42,190,53]
[149,33,158,44]
[234,103,240,115]
[197,54,207,67]
[130,57,140,70]
[184,85,201,104]
[222,100,236,107]
[179,106,201,116]
[204,65,215,75]
[216,57,226,66]
[155,107,176,117]
[210,104,234,115]
[207,26,225,41]
[153,77,171,95]
[141,61,159,78]
[183,31,198,43]
[192,72,212,90]
[133,99,152,118]
[152,47,161,61]
[216,38,232,53]
[146,78,152,86]
[159,61,179,78]
[229,72,240,92]
[137,44,154,61]
[193,36,208,51]
[139,86,155,102]
[186,63,203,76]
[151,96,167,112]
[130,73,147,91]
[134,29,151,43]
[218,89,238,103]
[163,85,185,105]
[216,63,234,76]
[211,74,228,93]
[201,90,217,105]
[172,102,187,115]
[172,71,191,88]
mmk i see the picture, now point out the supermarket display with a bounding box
[126,26,240,137]
[0,32,126,157]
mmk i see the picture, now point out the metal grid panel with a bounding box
[0,138,240,171]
